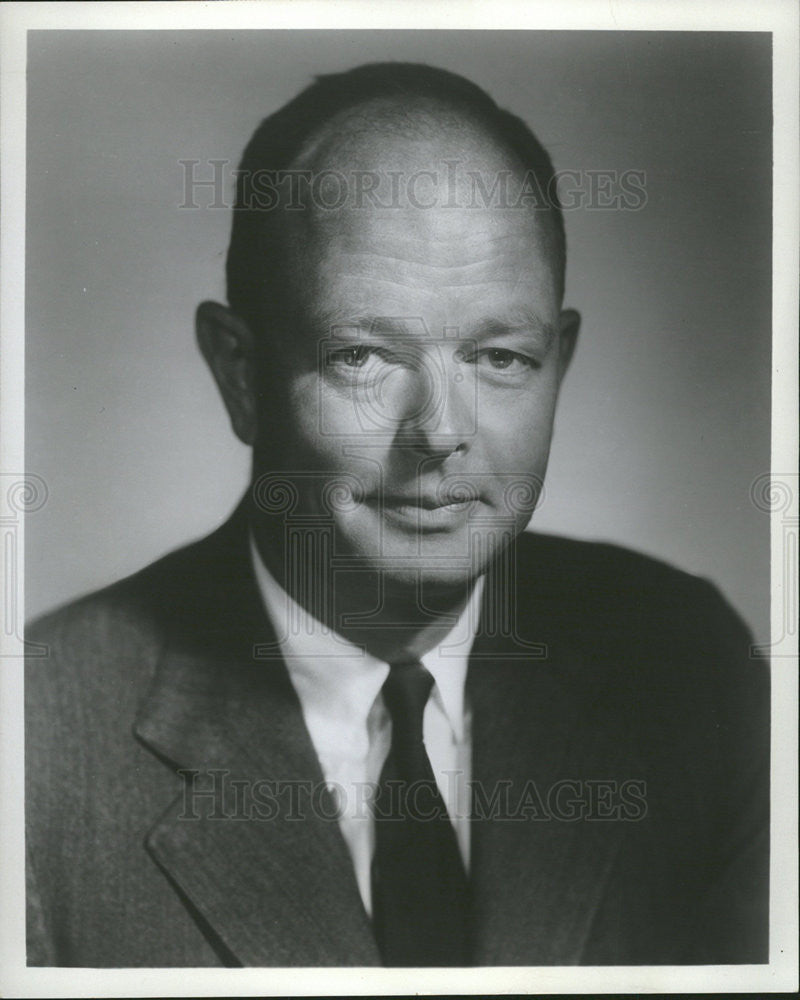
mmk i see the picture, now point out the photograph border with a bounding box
[1,1,797,996]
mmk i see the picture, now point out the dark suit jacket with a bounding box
[25,502,769,967]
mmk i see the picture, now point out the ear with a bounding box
[196,301,258,446]
[556,307,580,382]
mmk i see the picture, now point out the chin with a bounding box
[386,562,479,594]
[355,532,515,592]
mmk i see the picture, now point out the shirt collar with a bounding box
[420,578,484,741]
[249,533,484,744]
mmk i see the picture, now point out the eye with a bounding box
[480,349,522,370]
[327,345,375,368]
[325,344,415,376]
[456,347,539,375]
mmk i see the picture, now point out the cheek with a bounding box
[255,375,336,474]
[477,381,559,461]
[474,383,559,523]
[292,373,376,438]
[283,377,390,489]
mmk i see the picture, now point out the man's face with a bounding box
[250,129,576,590]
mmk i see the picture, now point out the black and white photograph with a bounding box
[0,1,797,996]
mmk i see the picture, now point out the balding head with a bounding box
[225,63,566,338]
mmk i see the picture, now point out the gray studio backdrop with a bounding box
[25,30,772,642]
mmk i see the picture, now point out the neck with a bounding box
[250,514,477,663]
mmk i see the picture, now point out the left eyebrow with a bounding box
[469,312,557,349]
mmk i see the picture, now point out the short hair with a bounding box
[226,62,566,334]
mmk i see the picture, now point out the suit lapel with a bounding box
[133,508,380,966]
[467,542,629,965]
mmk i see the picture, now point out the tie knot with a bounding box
[382,661,434,745]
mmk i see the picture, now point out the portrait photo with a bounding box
[1,3,797,997]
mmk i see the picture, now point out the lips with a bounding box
[381,488,480,510]
[367,486,480,532]
[387,496,474,511]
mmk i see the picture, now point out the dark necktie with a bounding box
[370,660,470,966]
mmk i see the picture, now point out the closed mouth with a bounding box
[367,489,480,531]
[381,491,479,510]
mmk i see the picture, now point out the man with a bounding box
[25,62,769,967]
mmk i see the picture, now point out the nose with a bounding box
[396,350,472,459]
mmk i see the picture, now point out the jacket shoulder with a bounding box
[515,530,751,637]
[517,529,716,591]
[29,554,175,668]
[26,514,235,648]
[512,531,759,700]
[24,526,231,740]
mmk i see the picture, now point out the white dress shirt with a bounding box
[249,535,484,915]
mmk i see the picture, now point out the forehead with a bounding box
[283,115,560,328]
[310,210,553,325]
